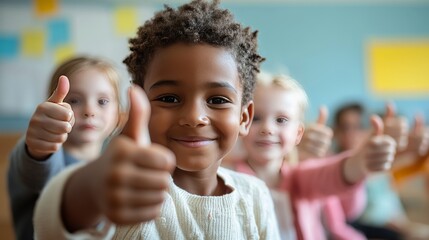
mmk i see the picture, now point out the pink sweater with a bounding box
[235,153,366,240]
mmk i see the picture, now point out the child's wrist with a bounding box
[342,156,367,184]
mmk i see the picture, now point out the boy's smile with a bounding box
[143,43,252,175]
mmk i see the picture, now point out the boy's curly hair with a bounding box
[123,0,264,104]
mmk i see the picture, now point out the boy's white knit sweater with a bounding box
[34,164,281,240]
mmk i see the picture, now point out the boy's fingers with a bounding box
[47,75,70,104]
[370,115,384,136]
[121,85,151,146]
[316,105,328,125]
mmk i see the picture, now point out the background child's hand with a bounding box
[344,115,396,183]
[298,106,333,159]
[25,76,75,160]
[383,103,409,152]
[405,114,429,157]
[88,86,175,225]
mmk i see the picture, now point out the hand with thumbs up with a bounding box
[343,115,397,183]
[383,103,409,152]
[62,86,176,232]
[25,76,75,160]
[404,114,429,157]
[297,106,333,160]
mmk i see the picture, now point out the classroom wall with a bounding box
[226,2,429,124]
[0,0,428,133]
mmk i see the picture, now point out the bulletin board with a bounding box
[0,1,157,116]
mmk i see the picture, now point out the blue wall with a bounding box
[226,3,429,124]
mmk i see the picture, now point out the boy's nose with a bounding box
[179,102,210,127]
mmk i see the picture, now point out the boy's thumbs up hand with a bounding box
[93,85,175,225]
[344,115,396,183]
[297,106,333,160]
[121,86,152,146]
[26,76,75,160]
[383,102,409,151]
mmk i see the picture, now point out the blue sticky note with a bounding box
[0,34,19,59]
[47,18,70,48]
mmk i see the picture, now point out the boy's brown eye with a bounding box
[157,95,179,103]
[208,97,229,104]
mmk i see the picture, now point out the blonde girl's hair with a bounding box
[256,72,309,121]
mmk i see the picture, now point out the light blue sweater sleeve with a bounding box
[7,137,79,240]
[8,137,71,192]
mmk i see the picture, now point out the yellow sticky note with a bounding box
[368,40,429,96]
[22,29,45,57]
[114,7,138,36]
[34,0,58,16]
[54,44,74,64]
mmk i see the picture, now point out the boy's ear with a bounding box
[239,101,254,136]
[295,122,305,145]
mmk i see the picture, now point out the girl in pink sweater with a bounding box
[236,73,397,240]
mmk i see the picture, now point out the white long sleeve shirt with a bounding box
[34,165,281,240]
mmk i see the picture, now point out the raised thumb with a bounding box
[316,105,328,125]
[48,75,70,103]
[412,113,424,135]
[371,115,384,136]
[384,102,396,120]
[121,85,151,146]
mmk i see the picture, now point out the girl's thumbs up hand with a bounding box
[26,76,74,160]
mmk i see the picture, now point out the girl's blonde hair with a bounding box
[256,72,309,121]
[48,56,121,113]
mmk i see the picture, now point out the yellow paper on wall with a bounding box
[368,40,429,95]
[22,29,45,57]
[54,44,74,64]
[114,7,138,36]
[34,0,58,16]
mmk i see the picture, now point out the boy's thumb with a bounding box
[316,105,328,125]
[121,85,151,146]
[48,75,70,103]
[371,115,384,136]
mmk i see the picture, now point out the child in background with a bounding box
[334,103,429,240]
[7,56,121,240]
[33,1,280,239]
[296,106,366,240]
[236,73,396,240]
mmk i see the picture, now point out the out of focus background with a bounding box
[0,0,428,239]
